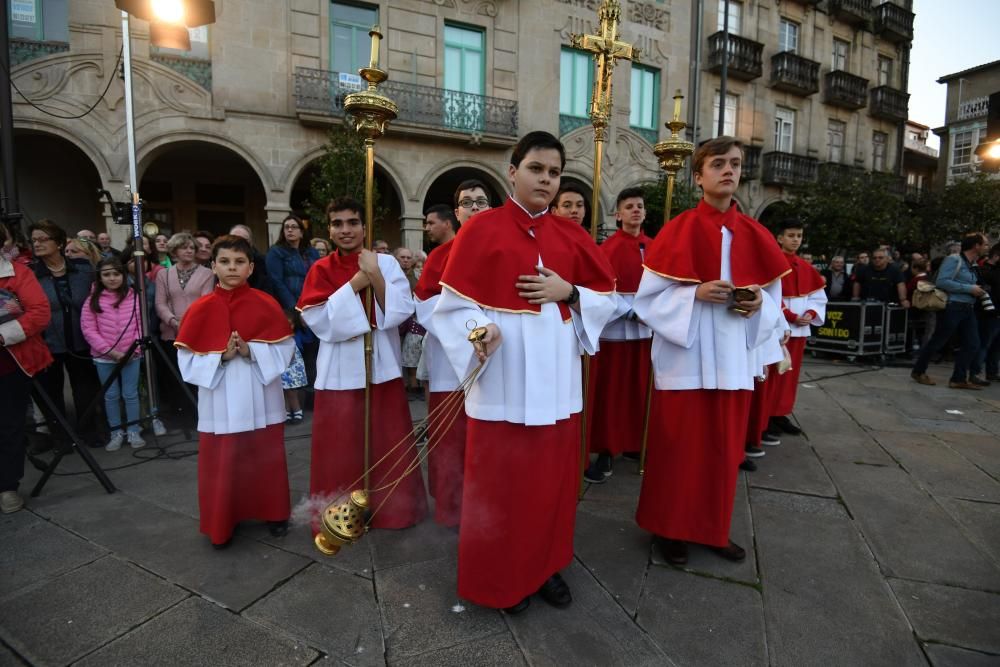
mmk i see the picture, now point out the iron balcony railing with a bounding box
[824,70,869,110]
[762,151,818,186]
[706,31,764,81]
[293,67,519,138]
[770,52,820,96]
[870,86,909,122]
[743,145,762,181]
[827,0,873,25]
[874,1,914,43]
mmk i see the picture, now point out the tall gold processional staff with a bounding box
[572,0,640,494]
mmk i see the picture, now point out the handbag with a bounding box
[912,280,947,311]
[0,288,24,325]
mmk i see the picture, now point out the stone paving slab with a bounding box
[369,519,458,572]
[747,437,838,498]
[400,632,527,667]
[241,518,375,579]
[74,596,319,666]
[938,498,1000,568]
[107,456,200,519]
[889,578,1000,655]
[573,505,651,616]
[506,561,671,667]
[751,488,926,667]
[650,475,758,584]
[0,643,22,667]
[870,430,1000,503]
[963,409,1000,438]
[829,393,926,433]
[0,555,187,666]
[635,565,766,667]
[30,488,310,610]
[826,462,1000,591]
[934,432,1000,480]
[0,510,106,600]
[243,563,383,666]
[375,556,505,661]
[923,643,1000,667]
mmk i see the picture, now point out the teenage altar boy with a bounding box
[298,197,427,530]
[175,235,296,549]
[632,136,789,565]
[431,131,617,614]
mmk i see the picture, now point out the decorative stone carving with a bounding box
[627,2,669,30]
[554,0,601,10]
[555,15,596,42]
[634,34,670,65]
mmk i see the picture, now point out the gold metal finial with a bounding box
[652,90,694,179]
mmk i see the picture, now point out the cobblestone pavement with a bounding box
[3,359,1000,666]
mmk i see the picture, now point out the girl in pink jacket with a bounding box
[80,258,145,451]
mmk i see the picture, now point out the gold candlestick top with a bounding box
[671,89,683,122]
[368,26,382,69]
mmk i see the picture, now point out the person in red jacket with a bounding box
[0,222,54,514]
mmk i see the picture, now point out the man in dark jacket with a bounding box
[228,224,273,295]
[971,245,1000,383]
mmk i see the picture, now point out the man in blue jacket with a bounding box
[911,233,990,389]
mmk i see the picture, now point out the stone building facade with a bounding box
[933,59,1000,188]
[6,0,690,251]
[5,0,914,250]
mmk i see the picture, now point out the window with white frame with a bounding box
[630,65,660,131]
[8,0,69,42]
[877,56,894,87]
[779,19,799,53]
[872,131,888,171]
[331,2,379,74]
[832,38,849,71]
[713,92,738,137]
[951,129,975,169]
[828,120,846,163]
[774,107,795,153]
[717,0,742,35]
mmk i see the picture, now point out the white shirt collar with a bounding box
[509,196,548,220]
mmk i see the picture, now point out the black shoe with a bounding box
[710,540,747,562]
[656,538,688,565]
[969,375,991,387]
[503,597,530,615]
[621,452,640,460]
[744,444,765,458]
[771,416,802,436]
[537,573,572,608]
[583,453,612,484]
[739,458,757,472]
[212,538,232,550]
[268,520,288,537]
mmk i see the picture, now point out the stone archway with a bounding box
[138,141,268,247]
[7,130,105,236]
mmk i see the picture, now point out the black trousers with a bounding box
[34,350,104,444]
[0,369,31,492]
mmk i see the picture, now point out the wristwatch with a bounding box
[565,284,580,306]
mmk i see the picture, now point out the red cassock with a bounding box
[298,251,427,530]
[636,200,789,546]
[438,199,616,608]
[746,369,776,448]
[414,239,467,528]
[770,252,825,417]
[175,284,294,545]
[587,229,653,455]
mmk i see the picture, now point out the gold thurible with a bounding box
[640,91,694,476]
[315,490,370,556]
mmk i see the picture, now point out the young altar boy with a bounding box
[175,235,296,549]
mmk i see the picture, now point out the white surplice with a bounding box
[178,339,295,435]
[633,226,783,391]
[601,291,652,342]
[432,283,615,426]
[784,289,828,338]
[414,294,460,393]
[300,254,414,390]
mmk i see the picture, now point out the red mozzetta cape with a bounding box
[600,229,653,294]
[413,237,454,301]
[780,251,826,297]
[439,198,616,320]
[297,250,377,324]
[175,283,292,354]
[643,199,789,288]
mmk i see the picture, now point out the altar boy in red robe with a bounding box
[584,187,653,482]
[767,219,827,437]
[175,236,295,549]
[431,131,617,614]
[298,197,427,531]
[632,137,789,565]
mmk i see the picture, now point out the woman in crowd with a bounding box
[30,219,104,446]
[65,237,101,268]
[193,230,215,267]
[266,214,320,385]
[154,233,172,268]
[310,237,331,258]
[155,232,214,425]
[1,223,31,265]
[0,222,53,514]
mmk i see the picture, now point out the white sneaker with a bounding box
[105,431,125,452]
[152,418,167,436]
[1,490,24,514]
[127,432,146,449]
[761,433,781,447]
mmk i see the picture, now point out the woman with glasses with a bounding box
[29,219,104,447]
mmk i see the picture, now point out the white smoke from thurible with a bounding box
[290,491,347,527]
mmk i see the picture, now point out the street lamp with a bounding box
[115,0,215,50]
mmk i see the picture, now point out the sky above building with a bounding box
[909,0,999,148]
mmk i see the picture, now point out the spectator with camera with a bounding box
[911,233,990,389]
